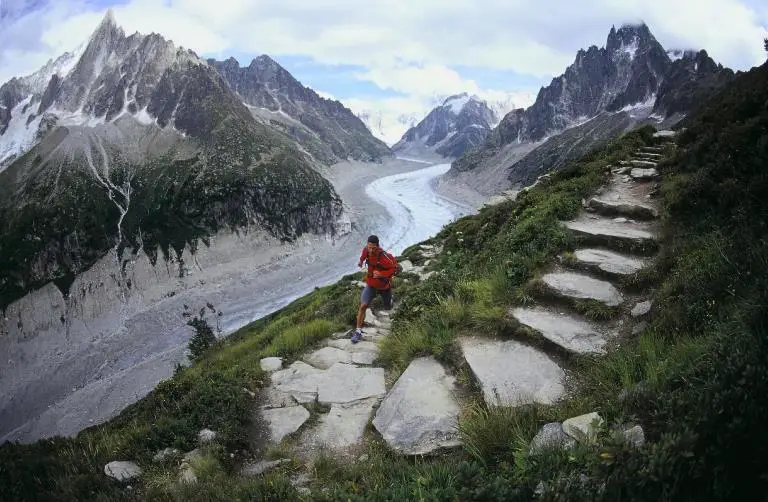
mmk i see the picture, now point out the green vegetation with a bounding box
[3,62,768,501]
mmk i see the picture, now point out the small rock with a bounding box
[358,454,370,462]
[534,481,545,497]
[260,357,283,372]
[183,448,203,462]
[242,388,256,398]
[631,300,652,318]
[562,412,603,443]
[262,405,310,443]
[364,310,376,326]
[297,487,311,496]
[613,217,628,223]
[152,448,180,462]
[198,429,217,444]
[622,425,645,447]
[241,458,291,476]
[529,423,576,455]
[104,461,142,481]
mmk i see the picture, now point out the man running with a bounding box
[352,235,398,343]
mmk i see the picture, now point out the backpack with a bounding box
[375,250,402,277]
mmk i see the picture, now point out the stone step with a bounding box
[540,271,624,307]
[634,152,662,160]
[586,196,658,220]
[563,215,658,254]
[568,248,647,278]
[621,159,658,168]
[640,146,663,154]
[630,168,660,180]
[510,307,608,354]
[459,337,565,406]
[372,357,462,455]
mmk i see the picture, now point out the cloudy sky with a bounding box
[1,0,767,143]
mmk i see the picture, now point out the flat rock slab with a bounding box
[271,361,325,403]
[627,159,658,168]
[260,357,283,372]
[241,458,291,476]
[541,272,624,307]
[573,248,647,276]
[304,347,353,369]
[511,307,607,354]
[630,167,660,180]
[317,363,386,404]
[372,357,462,455]
[563,215,656,250]
[460,337,565,406]
[587,197,658,220]
[104,461,142,481]
[302,398,378,452]
[262,405,310,443]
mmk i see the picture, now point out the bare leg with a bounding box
[356,303,368,329]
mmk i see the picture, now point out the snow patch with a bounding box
[0,96,44,167]
[443,94,471,114]
[622,38,639,60]
[667,49,684,62]
[619,94,657,118]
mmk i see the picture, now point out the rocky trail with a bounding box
[104,132,675,495]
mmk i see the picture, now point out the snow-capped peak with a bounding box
[441,92,483,114]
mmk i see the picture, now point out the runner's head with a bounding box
[366,235,379,253]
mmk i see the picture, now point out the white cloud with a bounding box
[0,0,765,142]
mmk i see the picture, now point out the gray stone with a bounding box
[104,461,142,481]
[563,215,657,248]
[302,398,377,452]
[511,307,607,354]
[152,447,180,462]
[317,363,386,404]
[529,423,576,455]
[572,248,647,276]
[364,309,376,325]
[351,351,378,365]
[562,412,603,443]
[622,425,645,447]
[304,346,352,369]
[260,387,299,409]
[653,130,676,138]
[541,272,624,307]
[632,321,648,335]
[270,361,324,403]
[326,339,379,354]
[260,357,283,372]
[198,428,216,444]
[373,357,462,455]
[628,159,658,168]
[262,405,310,443]
[630,167,660,180]
[400,260,414,272]
[241,458,291,476]
[631,300,652,317]
[460,337,565,406]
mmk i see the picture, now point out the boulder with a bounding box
[104,461,142,481]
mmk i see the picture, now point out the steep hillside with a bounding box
[449,23,734,191]
[209,57,391,163]
[0,12,344,309]
[393,93,498,158]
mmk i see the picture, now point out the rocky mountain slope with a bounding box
[209,57,390,164]
[448,23,734,190]
[0,11,350,309]
[392,93,498,158]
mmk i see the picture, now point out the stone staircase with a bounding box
[245,133,674,487]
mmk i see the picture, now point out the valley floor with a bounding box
[0,156,472,444]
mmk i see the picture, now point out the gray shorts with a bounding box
[361,285,392,309]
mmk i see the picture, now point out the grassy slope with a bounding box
[2,62,768,501]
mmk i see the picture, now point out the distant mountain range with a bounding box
[440,23,734,191]
[0,10,391,309]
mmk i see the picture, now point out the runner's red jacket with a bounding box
[358,247,398,289]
